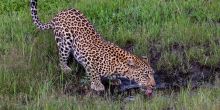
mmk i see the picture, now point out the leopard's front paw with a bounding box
[60,63,72,73]
[91,81,105,91]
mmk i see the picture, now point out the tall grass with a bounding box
[0,0,219,109]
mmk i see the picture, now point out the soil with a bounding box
[149,41,219,90]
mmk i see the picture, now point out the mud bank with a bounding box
[149,41,220,90]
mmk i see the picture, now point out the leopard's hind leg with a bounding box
[55,34,72,73]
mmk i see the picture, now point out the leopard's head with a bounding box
[126,57,155,96]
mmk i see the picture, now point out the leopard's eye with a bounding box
[143,73,149,78]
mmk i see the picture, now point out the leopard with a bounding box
[30,0,156,93]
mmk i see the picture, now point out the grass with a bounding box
[0,88,219,110]
[0,0,220,109]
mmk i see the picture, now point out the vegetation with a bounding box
[0,0,219,109]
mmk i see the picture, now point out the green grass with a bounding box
[0,88,219,110]
[0,0,220,109]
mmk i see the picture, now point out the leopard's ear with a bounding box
[141,56,149,63]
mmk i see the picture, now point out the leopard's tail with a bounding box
[30,0,54,30]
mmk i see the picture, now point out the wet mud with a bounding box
[149,41,219,90]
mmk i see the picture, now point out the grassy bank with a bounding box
[0,88,219,110]
[0,0,220,109]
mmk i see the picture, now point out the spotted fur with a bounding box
[30,0,155,91]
